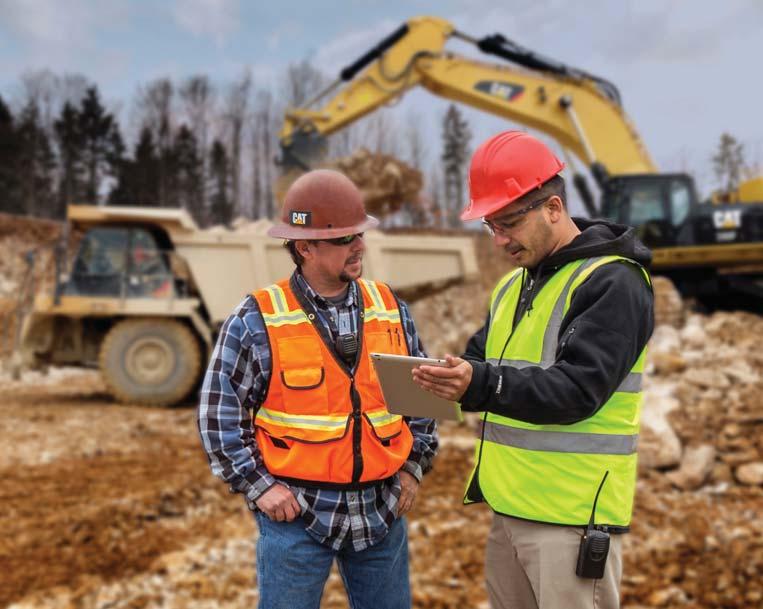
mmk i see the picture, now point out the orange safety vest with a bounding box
[252,277,414,488]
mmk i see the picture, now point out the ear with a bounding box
[545,195,564,223]
[295,239,313,261]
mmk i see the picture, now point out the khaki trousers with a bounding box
[485,514,623,609]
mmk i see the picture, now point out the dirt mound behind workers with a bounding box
[274,148,424,218]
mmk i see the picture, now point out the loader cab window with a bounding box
[68,227,129,296]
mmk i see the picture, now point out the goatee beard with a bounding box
[339,264,362,283]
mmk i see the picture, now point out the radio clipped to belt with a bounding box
[576,471,611,579]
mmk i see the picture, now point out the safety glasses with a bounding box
[315,233,364,246]
[482,197,550,236]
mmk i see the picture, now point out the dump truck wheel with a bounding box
[100,319,201,407]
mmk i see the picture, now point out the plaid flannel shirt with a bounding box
[198,271,438,550]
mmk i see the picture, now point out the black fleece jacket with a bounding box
[460,218,654,424]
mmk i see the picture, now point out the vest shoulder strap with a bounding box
[489,268,524,321]
[574,256,651,292]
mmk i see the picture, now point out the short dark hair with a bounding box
[518,174,567,209]
[285,240,305,266]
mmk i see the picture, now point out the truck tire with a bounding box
[99,318,201,407]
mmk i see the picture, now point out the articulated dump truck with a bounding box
[18,205,478,406]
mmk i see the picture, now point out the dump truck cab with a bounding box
[65,225,176,299]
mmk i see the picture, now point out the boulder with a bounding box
[665,444,716,490]
[734,462,763,486]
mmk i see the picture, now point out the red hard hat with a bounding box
[460,131,565,221]
[268,169,379,239]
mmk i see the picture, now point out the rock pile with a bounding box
[274,148,423,217]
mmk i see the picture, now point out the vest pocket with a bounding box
[281,367,325,389]
[363,411,403,443]
[365,331,396,383]
[276,336,328,414]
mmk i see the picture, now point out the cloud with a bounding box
[0,0,130,47]
[0,0,132,95]
[172,0,240,45]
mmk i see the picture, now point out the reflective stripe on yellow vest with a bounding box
[465,256,650,528]
[253,278,413,486]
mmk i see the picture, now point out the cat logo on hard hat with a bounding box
[290,211,312,226]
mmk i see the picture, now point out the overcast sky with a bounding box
[1,0,762,205]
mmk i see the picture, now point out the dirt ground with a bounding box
[2,213,762,608]
[2,355,762,609]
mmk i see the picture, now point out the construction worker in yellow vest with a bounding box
[198,169,437,609]
[413,131,654,609]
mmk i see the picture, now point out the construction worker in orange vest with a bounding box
[198,169,438,609]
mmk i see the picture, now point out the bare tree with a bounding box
[282,60,328,108]
[712,133,746,195]
[180,75,216,213]
[252,89,275,218]
[20,69,59,136]
[223,69,251,216]
[405,110,425,170]
[59,73,91,108]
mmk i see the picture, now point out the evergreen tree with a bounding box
[440,104,471,227]
[78,86,124,203]
[109,127,160,205]
[54,101,85,216]
[172,124,204,222]
[208,139,232,225]
[16,100,56,217]
[0,96,22,213]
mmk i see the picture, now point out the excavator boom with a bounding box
[280,16,656,177]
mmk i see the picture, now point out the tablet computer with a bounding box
[370,353,463,421]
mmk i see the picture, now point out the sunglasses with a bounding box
[314,233,364,246]
[482,197,550,236]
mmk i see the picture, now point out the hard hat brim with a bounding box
[267,215,380,240]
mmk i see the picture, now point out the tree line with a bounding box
[0,65,474,228]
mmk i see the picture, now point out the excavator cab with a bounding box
[599,174,697,248]
[600,173,763,250]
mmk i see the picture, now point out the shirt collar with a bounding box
[293,269,356,309]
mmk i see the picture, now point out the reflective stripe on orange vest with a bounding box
[252,277,413,486]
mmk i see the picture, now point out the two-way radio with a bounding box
[575,471,611,579]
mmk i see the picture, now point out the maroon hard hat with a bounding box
[268,169,379,239]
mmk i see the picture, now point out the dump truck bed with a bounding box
[65,205,479,324]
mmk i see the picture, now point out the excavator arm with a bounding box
[280,16,656,181]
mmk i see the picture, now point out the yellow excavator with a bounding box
[279,16,763,310]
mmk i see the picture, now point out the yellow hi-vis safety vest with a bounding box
[464,256,650,528]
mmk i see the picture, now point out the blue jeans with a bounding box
[254,512,410,609]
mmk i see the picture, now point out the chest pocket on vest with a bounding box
[275,335,328,415]
[364,330,400,384]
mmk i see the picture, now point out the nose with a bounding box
[494,232,512,247]
[351,234,365,252]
